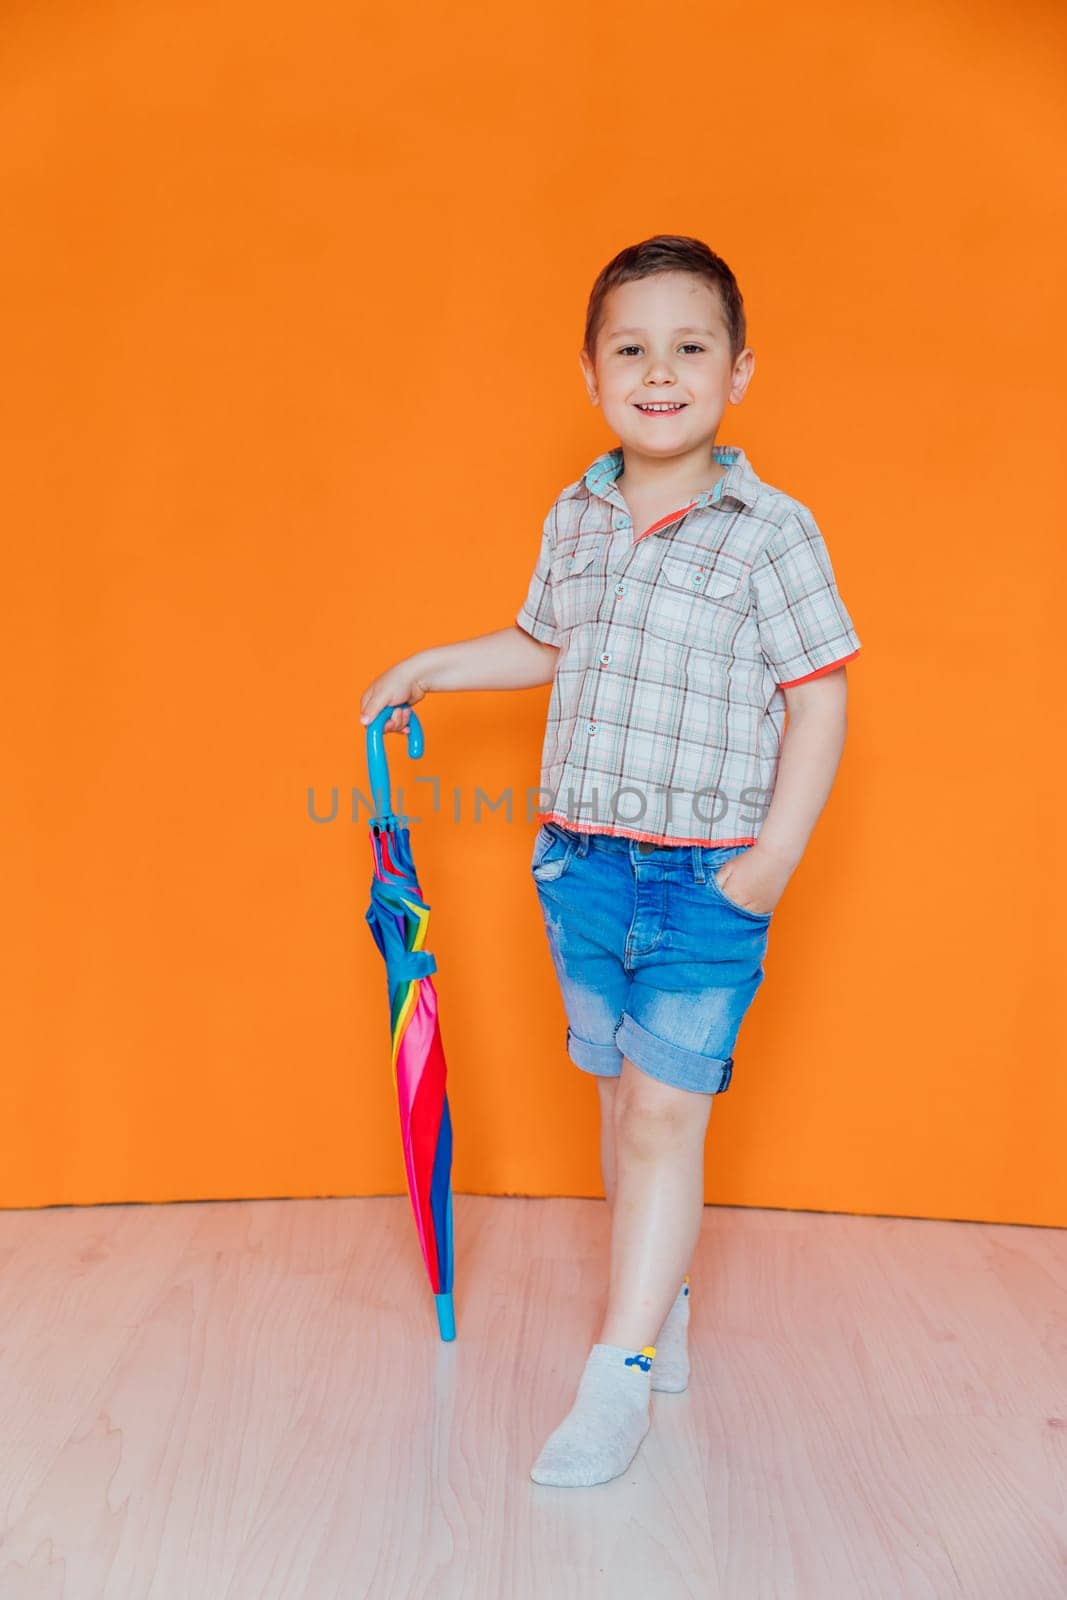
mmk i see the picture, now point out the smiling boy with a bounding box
[360,234,862,1488]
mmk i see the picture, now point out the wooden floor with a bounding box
[0,1194,1064,1599]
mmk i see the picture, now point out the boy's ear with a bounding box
[730,347,756,403]
[578,349,598,405]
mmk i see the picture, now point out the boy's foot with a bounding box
[650,1275,690,1392]
[529,1342,656,1487]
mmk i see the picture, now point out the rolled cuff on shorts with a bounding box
[616,1015,734,1095]
[566,1026,622,1077]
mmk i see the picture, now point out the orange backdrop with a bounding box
[2,1,1064,1225]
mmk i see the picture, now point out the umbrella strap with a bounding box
[393,950,438,981]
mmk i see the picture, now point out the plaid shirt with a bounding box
[516,442,862,847]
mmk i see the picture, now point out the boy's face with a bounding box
[579,272,754,466]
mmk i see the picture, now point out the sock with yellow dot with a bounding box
[651,1275,690,1392]
[530,1341,657,1487]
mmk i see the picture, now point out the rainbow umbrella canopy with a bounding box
[363,704,455,1341]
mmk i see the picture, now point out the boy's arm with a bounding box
[415,625,558,692]
[753,668,850,873]
[738,504,861,892]
[360,624,557,730]
[720,492,860,911]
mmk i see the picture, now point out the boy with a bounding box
[359,234,861,1488]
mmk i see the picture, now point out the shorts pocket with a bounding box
[531,821,576,882]
[703,845,773,921]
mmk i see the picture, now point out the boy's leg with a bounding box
[530,1060,707,1486]
[597,1075,693,1392]
[597,1057,711,1351]
[596,1076,619,1206]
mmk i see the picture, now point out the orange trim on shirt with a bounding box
[778,646,861,688]
[538,812,757,849]
[633,501,701,543]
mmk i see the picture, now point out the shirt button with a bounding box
[566,555,575,567]
[614,583,625,597]
[599,651,611,665]
[587,721,597,734]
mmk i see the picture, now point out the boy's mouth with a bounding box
[634,403,687,417]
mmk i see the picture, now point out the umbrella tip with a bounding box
[435,1292,456,1341]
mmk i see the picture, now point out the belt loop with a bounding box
[690,843,705,883]
[577,830,590,858]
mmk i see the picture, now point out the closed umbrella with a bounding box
[363,704,455,1340]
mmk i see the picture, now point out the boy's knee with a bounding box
[614,1059,701,1145]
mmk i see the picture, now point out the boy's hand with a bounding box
[360,660,429,733]
[714,844,795,918]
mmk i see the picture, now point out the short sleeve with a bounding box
[516,511,559,646]
[750,508,862,687]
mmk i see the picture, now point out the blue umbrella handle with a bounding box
[365,704,425,827]
[435,1292,456,1340]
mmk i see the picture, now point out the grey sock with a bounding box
[530,1342,656,1487]
[651,1275,690,1392]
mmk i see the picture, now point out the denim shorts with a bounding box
[530,821,773,1096]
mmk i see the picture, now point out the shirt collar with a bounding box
[582,443,761,511]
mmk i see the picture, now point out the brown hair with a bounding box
[582,234,747,367]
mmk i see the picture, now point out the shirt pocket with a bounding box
[548,542,601,631]
[648,551,750,648]
[660,552,747,598]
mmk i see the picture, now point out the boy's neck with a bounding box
[617,460,728,505]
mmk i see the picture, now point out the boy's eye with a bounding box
[617,344,705,356]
